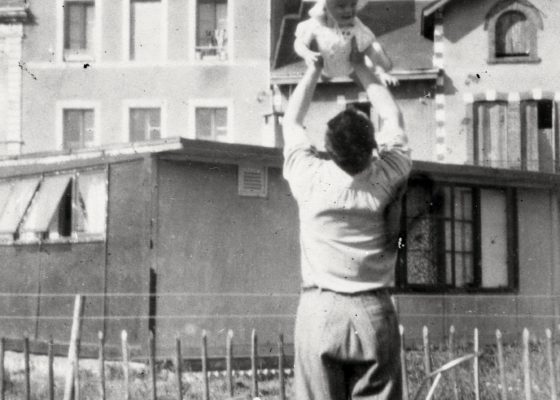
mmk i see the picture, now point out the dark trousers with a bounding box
[294,288,402,400]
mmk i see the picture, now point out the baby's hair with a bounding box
[308,0,368,19]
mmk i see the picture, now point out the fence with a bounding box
[2,295,560,400]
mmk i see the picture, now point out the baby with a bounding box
[294,0,398,87]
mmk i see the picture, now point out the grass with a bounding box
[2,338,560,399]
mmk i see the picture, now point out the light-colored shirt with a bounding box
[283,126,412,293]
[295,16,376,78]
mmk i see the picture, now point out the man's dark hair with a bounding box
[325,107,376,175]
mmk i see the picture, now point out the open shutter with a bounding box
[521,101,539,171]
[0,177,41,235]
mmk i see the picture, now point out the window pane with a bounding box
[455,222,473,252]
[64,1,94,58]
[214,108,228,141]
[64,109,94,149]
[195,108,213,139]
[83,109,95,144]
[475,102,508,167]
[445,252,453,285]
[480,189,509,287]
[455,188,472,221]
[131,0,162,61]
[130,108,161,141]
[444,220,452,251]
[0,178,41,234]
[75,170,107,235]
[21,174,73,234]
[455,253,474,288]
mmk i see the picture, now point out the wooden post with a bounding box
[448,326,459,400]
[0,337,4,400]
[23,336,30,400]
[149,331,157,400]
[496,330,508,400]
[48,337,55,400]
[226,330,234,398]
[522,328,532,400]
[97,332,105,400]
[75,337,80,400]
[473,328,480,400]
[399,325,409,400]
[279,333,286,400]
[423,326,432,386]
[63,295,84,400]
[425,373,442,400]
[251,329,259,399]
[121,330,130,400]
[175,337,183,400]
[201,331,209,400]
[546,328,557,400]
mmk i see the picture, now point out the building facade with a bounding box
[0,0,559,357]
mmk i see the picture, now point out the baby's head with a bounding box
[309,0,367,26]
[324,107,376,175]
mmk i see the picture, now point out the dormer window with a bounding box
[486,0,542,64]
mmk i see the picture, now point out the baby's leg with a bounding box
[351,63,403,131]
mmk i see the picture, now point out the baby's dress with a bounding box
[295,17,375,78]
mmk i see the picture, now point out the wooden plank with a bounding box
[98,332,105,400]
[448,326,459,400]
[400,325,409,400]
[175,337,183,400]
[251,329,259,399]
[24,337,30,400]
[522,101,539,171]
[0,337,5,400]
[278,333,286,400]
[63,295,84,400]
[121,330,130,400]
[523,328,532,400]
[149,331,157,400]
[546,329,557,400]
[496,330,508,400]
[226,330,234,397]
[473,328,480,400]
[48,337,55,400]
[201,331,209,400]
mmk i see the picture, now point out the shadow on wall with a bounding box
[358,1,417,36]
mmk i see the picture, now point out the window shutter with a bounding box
[238,166,267,198]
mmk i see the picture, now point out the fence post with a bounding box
[251,329,259,399]
[226,330,234,398]
[423,326,432,386]
[23,336,30,400]
[522,328,532,400]
[121,330,130,400]
[149,331,157,400]
[201,330,209,400]
[175,337,183,400]
[546,328,557,400]
[98,332,105,400]
[396,325,408,400]
[63,295,84,400]
[473,328,479,400]
[0,337,4,400]
[448,325,459,400]
[496,329,508,400]
[48,336,55,400]
[279,333,286,400]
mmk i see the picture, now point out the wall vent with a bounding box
[238,166,268,198]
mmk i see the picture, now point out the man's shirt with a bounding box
[283,125,412,293]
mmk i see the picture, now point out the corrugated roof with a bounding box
[272,1,436,84]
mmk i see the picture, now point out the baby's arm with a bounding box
[364,44,398,87]
[294,37,321,67]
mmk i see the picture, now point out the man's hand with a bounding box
[375,67,399,87]
[303,50,323,69]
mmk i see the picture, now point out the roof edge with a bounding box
[0,5,29,22]
[421,0,453,38]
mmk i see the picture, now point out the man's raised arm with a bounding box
[282,61,322,148]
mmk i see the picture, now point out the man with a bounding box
[282,49,411,399]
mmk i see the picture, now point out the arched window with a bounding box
[495,11,529,57]
[485,0,542,63]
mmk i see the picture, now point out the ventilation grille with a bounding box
[238,166,268,198]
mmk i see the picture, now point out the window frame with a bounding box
[122,99,167,143]
[0,167,108,246]
[57,0,102,63]
[188,98,234,142]
[189,0,234,62]
[396,178,519,294]
[485,0,542,64]
[123,0,168,63]
[56,100,100,150]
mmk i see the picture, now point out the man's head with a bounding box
[325,107,376,175]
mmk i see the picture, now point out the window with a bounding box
[520,100,556,172]
[63,0,95,61]
[496,11,529,57]
[63,109,95,150]
[0,169,107,244]
[130,0,162,61]
[129,108,161,142]
[486,0,542,63]
[398,178,517,291]
[196,0,228,60]
[195,107,228,141]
